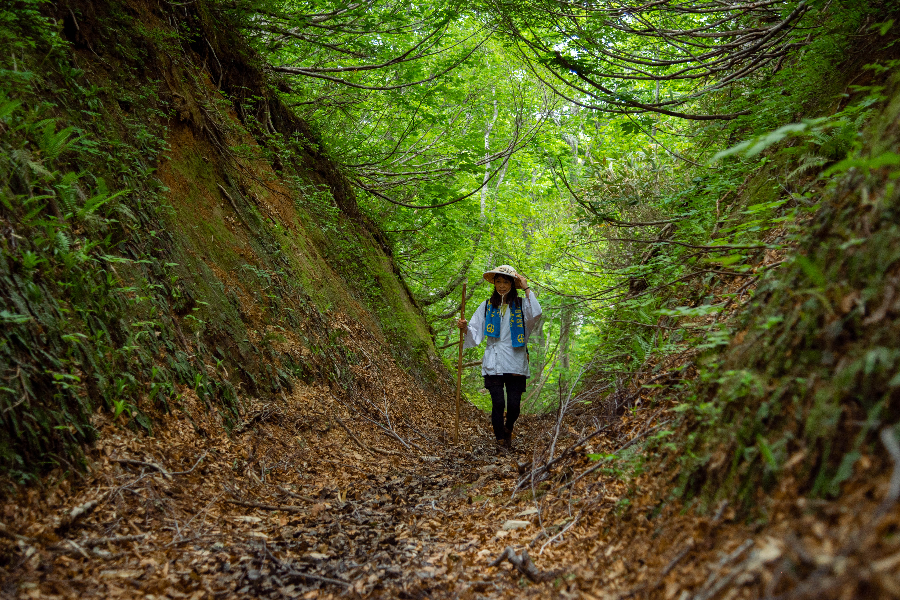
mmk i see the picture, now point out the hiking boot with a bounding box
[496,438,510,453]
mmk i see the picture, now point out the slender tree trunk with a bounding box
[559,304,573,371]
[480,93,498,219]
[495,155,509,191]
[523,337,559,412]
[654,80,660,190]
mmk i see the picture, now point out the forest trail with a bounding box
[1,360,665,600]
[6,357,896,600]
[3,2,900,598]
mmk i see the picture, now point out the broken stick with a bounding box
[489,546,553,582]
[225,499,307,513]
[325,400,403,457]
[113,458,172,480]
[50,534,147,552]
[55,499,100,534]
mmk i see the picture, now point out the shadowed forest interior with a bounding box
[1,0,899,598]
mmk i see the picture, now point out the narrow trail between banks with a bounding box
[2,373,643,600]
[3,345,898,600]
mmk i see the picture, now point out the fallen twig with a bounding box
[0,520,33,543]
[225,499,307,513]
[539,510,583,555]
[514,360,597,499]
[51,534,147,551]
[662,541,695,576]
[283,567,352,588]
[693,539,754,600]
[513,422,615,495]
[171,452,209,476]
[114,458,172,480]
[328,405,403,457]
[489,546,554,582]
[615,419,672,455]
[55,500,99,534]
[620,540,696,599]
[66,539,91,559]
[232,408,275,435]
[277,486,317,503]
[561,421,672,491]
[327,392,407,456]
[166,492,225,548]
[263,542,351,587]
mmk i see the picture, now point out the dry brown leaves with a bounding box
[1,310,898,600]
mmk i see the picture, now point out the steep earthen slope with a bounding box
[0,0,448,477]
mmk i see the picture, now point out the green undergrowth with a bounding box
[574,5,895,399]
[669,70,900,515]
[0,0,442,485]
[572,9,900,520]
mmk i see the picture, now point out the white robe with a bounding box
[462,290,542,377]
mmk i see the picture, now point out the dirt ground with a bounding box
[1,360,897,600]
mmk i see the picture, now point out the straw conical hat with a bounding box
[483,265,523,288]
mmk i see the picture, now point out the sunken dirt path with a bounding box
[4,378,899,600]
[1,381,628,600]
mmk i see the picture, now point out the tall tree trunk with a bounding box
[480,93,498,219]
[559,304,573,371]
[654,80,660,190]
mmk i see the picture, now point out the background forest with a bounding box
[1,0,898,474]
[2,0,900,598]
[223,0,897,411]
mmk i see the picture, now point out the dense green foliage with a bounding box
[2,0,899,509]
[672,74,900,509]
[223,0,900,513]
[0,0,439,482]
[206,0,898,420]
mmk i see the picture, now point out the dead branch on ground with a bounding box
[489,546,557,582]
[113,458,172,479]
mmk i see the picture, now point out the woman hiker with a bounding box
[456,265,542,451]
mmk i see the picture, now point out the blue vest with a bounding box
[484,299,526,348]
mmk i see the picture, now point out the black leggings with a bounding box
[484,374,526,440]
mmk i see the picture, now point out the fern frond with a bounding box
[26,160,53,180]
[0,98,22,121]
[808,130,832,146]
[35,119,80,162]
[113,203,137,224]
[788,153,828,181]
[55,230,71,254]
[56,171,82,217]
[78,189,128,219]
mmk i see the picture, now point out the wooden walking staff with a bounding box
[454,283,467,443]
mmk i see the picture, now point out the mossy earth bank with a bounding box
[0,0,447,481]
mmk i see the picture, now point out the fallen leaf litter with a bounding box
[1,315,898,599]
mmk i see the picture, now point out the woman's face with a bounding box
[494,276,512,296]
